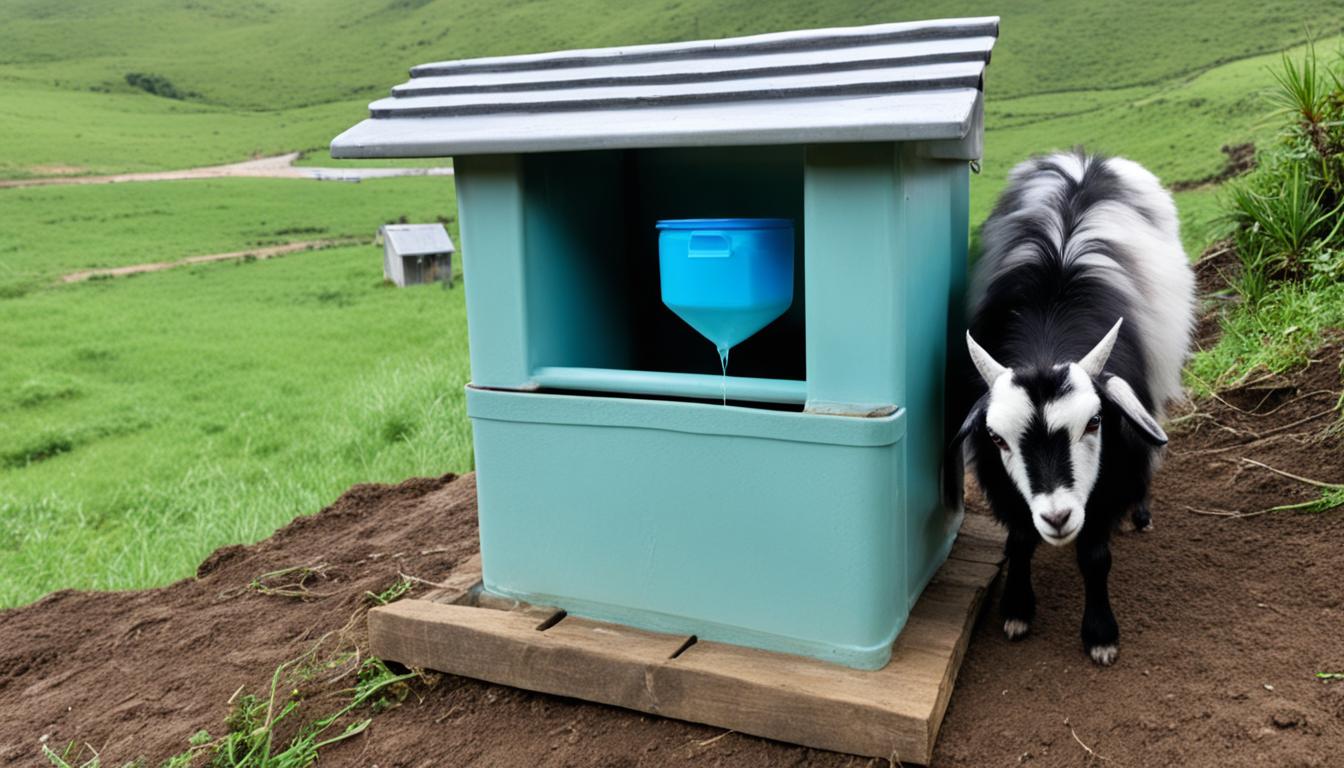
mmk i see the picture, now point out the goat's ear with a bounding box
[943,393,990,511]
[1102,375,1167,446]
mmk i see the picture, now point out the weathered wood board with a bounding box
[370,515,1005,764]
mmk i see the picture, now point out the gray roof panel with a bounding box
[381,224,455,256]
[332,17,997,158]
[410,17,997,76]
[391,36,995,97]
[371,61,985,118]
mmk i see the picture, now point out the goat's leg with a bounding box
[1001,529,1038,640]
[1077,528,1119,665]
[1131,496,1153,531]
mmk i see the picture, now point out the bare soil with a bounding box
[59,239,365,283]
[1170,142,1258,191]
[0,153,453,189]
[59,239,362,283]
[2,329,1341,766]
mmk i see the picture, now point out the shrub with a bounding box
[124,72,198,100]
[1222,44,1344,302]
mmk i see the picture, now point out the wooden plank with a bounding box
[903,574,990,756]
[418,553,484,604]
[369,601,690,713]
[949,537,1004,566]
[950,514,1006,566]
[953,538,1003,559]
[368,538,1002,764]
[653,640,935,762]
[930,557,1002,590]
[959,513,1004,544]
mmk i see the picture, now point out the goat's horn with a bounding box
[1079,318,1124,377]
[966,331,1008,386]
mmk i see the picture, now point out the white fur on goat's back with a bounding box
[973,152,1196,414]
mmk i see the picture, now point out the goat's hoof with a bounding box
[1003,619,1031,640]
[1088,644,1118,666]
[1131,506,1152,531]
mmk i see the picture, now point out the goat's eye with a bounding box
[1085,413,1102,434]
[987,428,1009,451]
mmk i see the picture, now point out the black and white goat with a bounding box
[949,151,1195,665]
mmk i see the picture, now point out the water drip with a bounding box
[717,344,730,406]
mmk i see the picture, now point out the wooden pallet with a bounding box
[369,515,1005,764]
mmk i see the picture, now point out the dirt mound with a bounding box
[1171,142,1258,191]
[0,474,480,765]
[1,368,1341,767]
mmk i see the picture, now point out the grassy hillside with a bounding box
[4,0,1339,105]
[0,84,352,179]
[0,177,458,296]
[2,0,1341,178]
[3,1,1343,607]
[0,241,473,605]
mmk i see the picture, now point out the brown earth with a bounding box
[2,319,1341,766]
[1170,142,1258,191]
[0,153,454,189]
[59,239,364,283]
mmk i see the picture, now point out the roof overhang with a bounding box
[332,17,997,160]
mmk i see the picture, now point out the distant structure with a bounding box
[379,224,455,287]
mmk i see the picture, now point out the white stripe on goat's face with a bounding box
[983,364,1103,546]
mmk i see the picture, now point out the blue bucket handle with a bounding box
[688,231,731,259]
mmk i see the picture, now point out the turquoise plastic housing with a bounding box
[470,387,931,667]
[456,143,971,669]
[656,218,795,352]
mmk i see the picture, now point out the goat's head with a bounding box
[953,319,1168,545]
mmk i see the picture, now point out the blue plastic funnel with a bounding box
[656,218,795,353]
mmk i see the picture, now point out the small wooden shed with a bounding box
[379,223,455,286]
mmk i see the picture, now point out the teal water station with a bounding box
[333,17,998,669]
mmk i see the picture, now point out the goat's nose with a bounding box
[1042,509,1072,531]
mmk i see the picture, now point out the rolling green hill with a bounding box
[2,0,1342,180]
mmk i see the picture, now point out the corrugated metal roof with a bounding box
[381,224,455,256]
[332,17,997,159]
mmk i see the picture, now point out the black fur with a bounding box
[951,151,1166,664]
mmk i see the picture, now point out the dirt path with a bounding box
[60,238,363,283]
[0,153,453,189]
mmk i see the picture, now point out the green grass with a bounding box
[1189,279,1344,392]
[42,628,418,768]
[0,0,1341,177]
[1174,187,1231,257]
[975,36,1344,222]
[0,83,356,179]
[0,245,473,607]
[0,176,459,296]
[3,0,1344,612]
[177,656,415,767]
[1188,40,1344,395]
[3,0,1339,107]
